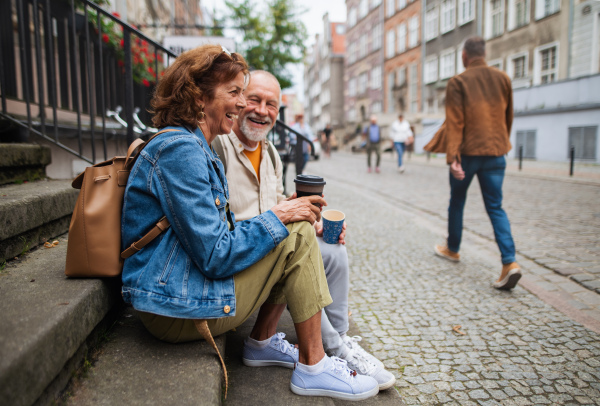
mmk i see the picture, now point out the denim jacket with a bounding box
[121,126,289,319]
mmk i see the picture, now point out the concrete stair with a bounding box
[0,143,403,405]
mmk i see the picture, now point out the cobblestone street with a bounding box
[294,151,600,405]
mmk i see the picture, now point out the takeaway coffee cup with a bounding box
[322,210,345,244]
[294,174,326,199]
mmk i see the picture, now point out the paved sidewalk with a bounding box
[289,151,600,405]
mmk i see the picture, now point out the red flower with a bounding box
[102,34,110,44]
[120,39,124,47]
[148,66,154,74]
[142,78,150,87]
[117,60,124,67]
[157,54,163,62]
[112,12,121,18]
[141,40,148,47]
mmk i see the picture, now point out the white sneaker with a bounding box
[398,166,405,173]
[343,335,383,368]
[290,356,379,400]
[342,336,395,390]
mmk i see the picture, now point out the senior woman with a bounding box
[120,45,378,401]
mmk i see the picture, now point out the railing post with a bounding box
[570,146,575,177]
[123,29,135,146]
[519,145,523,171]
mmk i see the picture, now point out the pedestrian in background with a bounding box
[322,123,332,158]
[425,36,521,290]
[364,115,381,173]
[290,114,312,176]
[390,113,413,173]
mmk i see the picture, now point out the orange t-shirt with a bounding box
[243,143,262,182]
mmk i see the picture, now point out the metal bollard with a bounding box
[570,146,575,177]
[519,145,523,171]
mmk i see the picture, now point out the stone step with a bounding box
[0,179,78,262]
[0,143,52,185]
[0,234,121,406]
[64,307,225,406]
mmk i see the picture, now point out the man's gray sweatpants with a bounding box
[317,237,350,357]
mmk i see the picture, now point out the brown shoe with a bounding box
[434,245,460,262]
[493,262,522,290]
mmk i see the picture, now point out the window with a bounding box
[425,56,439,83]
[347,108,357,122]
[408,16,419,48]
[535,0,559,20]
[386,0,395,17]
[458,0,475,24]
[320,63,331,83]
[540,47,556,83]
[372,24,383,50]
[456,48,466,73]
[359,0,369,18]
[409,64,419,112]
[387,72,395,112]
[440,0,456,33]
[336,25,346,35]
[358,72,369,94]
[516,130,537,159]
[440,48,455,78]
[509,0,529,29]
[348,8,357,27]
[398,0,407,9]
[371,0,382,7]
[568,126,597,160]
[511,54,527,79]
[371,66,382,89]
[397,23,407,53]
[386,30,396,58]
[488,58,503,70]
[488,0,504,38]
[371,101,382,113]
[397,67,406,85]
[347,42,356,64]
[534,42,558,85]
[321,88,331,106]
[359,34,369,59]
[348,77,357,96]
[425,8,439,41]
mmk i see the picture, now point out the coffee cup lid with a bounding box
[294,174,326,186]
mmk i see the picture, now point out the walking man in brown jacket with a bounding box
[426,36,521,290]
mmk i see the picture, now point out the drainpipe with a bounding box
[421,0,427,113]
[477,0,483,36]
[567,0,574,78]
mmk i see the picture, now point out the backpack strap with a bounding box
[266,141,278,171]
[120,129,178,259]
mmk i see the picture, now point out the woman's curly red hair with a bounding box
[150,44,249,129]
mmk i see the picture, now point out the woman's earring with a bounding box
[198,106,206,125]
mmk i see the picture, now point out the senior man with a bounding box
[213,70,395,390]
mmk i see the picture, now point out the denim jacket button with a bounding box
[223,305,231,314]
[215,197,221,206]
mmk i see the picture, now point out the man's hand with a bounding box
[450,160,465,180]
[271,195,326,225]
[315,219,347,245]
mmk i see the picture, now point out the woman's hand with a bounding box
[315,220,347,245]
[271,195,326,225]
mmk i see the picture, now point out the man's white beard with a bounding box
[240,114,272,142]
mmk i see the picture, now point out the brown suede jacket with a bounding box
[424,58,513,164]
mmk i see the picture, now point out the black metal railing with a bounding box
[269,118,315,191]
[0,0,176,164]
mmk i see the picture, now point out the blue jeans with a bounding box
[447,156,516,264]
[394,142,406,167]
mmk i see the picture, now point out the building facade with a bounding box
[422,0,479,116]
[303,13,347,143]
[384,0,423,123]
[344,0,385,139]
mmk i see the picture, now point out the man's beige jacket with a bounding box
[215,132,285,222]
